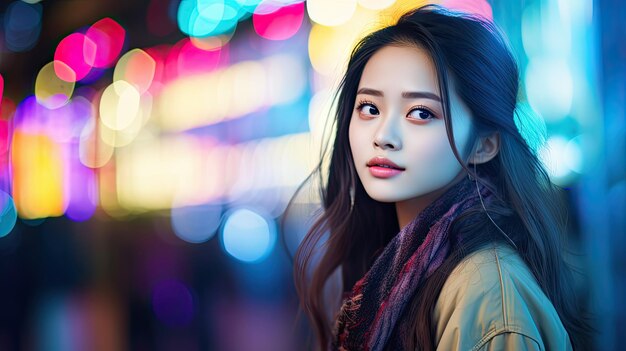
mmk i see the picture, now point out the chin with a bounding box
[363,189,404,203]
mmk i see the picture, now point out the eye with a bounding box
[355,100,379,116]
[407,105,437,121]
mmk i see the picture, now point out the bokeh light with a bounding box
[521,3,543,58]
[441,0,493,20]
[35,61,76,109]
[538,135,580,183]
[151,279,195,327]
[164,38,227,81]
[177,0,242,38]
[565,135,584,174]
[99,80,142,131]
[521,1,572,59]
[0,190,18,238]
[13,96,44,135]
[32,294,76,351]
[253,1,305,40]
[234,0,262,14]
[4,1,43,52]
[263,53,306,105]
[306,0,356,27]
[221,208,276,263]
[12,93,87,143]
[525,57,573,122]
[176,38,224,77]
[158,53,304,131]
[64,164,98,222]
[189,32,234,51]
[114,136,217,211]
[163,41,185,82]
[171,202,222,243]
[308,89,337,152]
[143,45,169,95]
[307,7,379,76]
[78,115,115,168]
[46,96,93,143]
[375,0,430,27]
[114,49,156,94]
[99,92,152,148]
[54,33,97,82]
[97,160,124,217]
[0,98,16,123]
[0,116,10,156]
[357,0,396,10]
[86,17,126,68]
[11,131,65,219]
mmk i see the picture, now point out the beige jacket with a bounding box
[432,244,573,350]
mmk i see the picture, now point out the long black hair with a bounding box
[287,4,596,350]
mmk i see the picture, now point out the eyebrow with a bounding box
[356,87,441,102]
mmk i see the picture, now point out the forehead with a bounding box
[358,45,439,93]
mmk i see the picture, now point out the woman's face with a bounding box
[349,45,474,205]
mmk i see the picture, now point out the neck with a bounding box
[395,171,467,229]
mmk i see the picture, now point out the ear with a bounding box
[468,132,500,165]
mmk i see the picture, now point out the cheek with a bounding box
[451,122,474,161]
[401,130,464,190]
[405,127,457,165]
[449,104,475,157]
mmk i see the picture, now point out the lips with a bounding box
[366,156,405,170]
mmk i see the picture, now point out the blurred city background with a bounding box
[0,0,623,350]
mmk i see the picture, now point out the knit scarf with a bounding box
[330,176,492,351]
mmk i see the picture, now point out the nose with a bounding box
[373,116,402,150]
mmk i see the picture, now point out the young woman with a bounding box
[288,4,595,351]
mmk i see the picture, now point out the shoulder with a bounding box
[432,244,572,351]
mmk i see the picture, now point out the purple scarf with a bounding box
[330,177,491,351]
